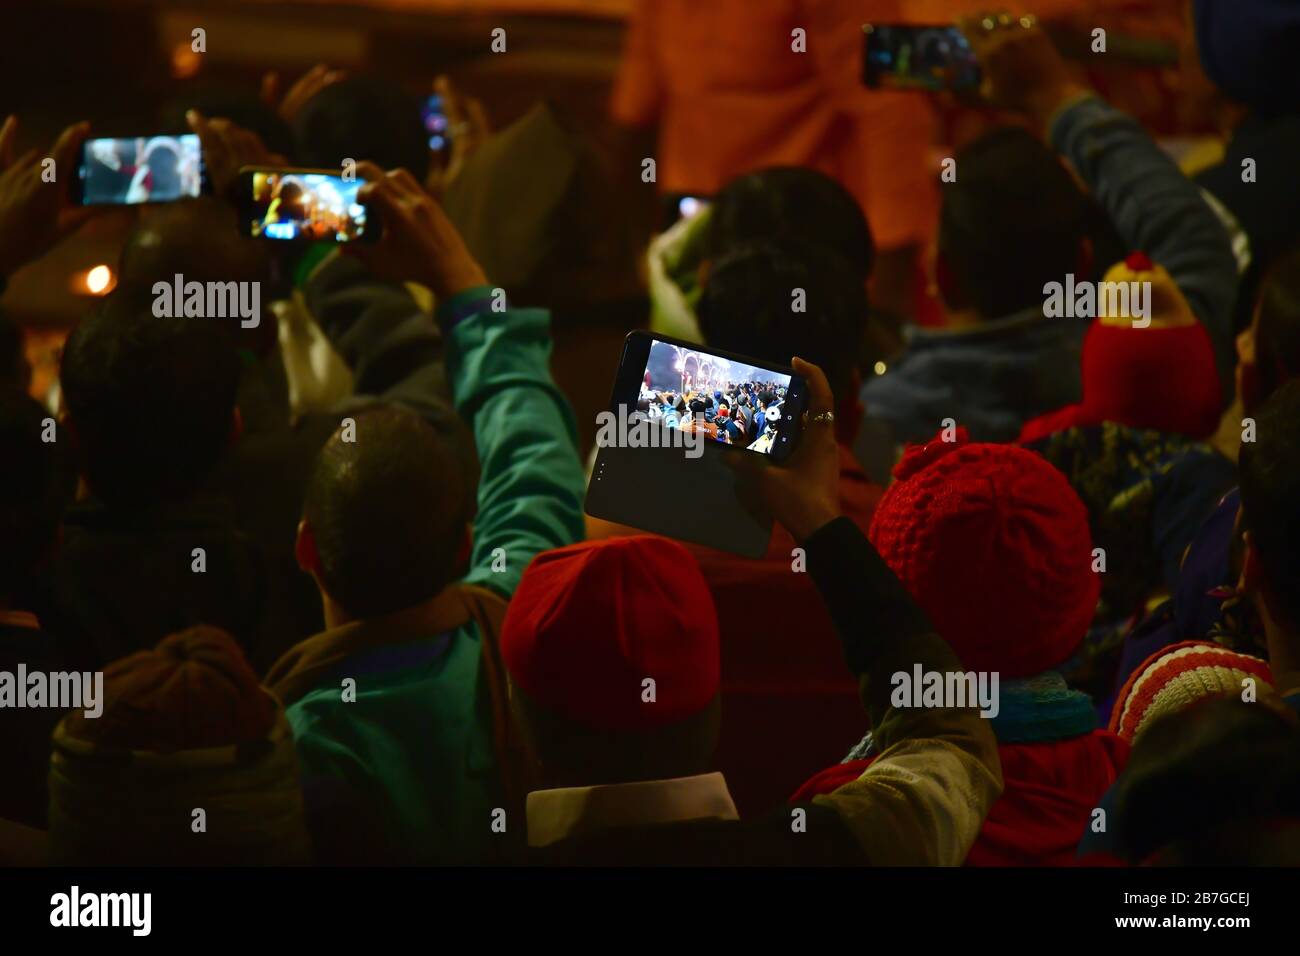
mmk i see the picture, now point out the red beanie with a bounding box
[500,536,720,731]
[868,430,1100,678]
[1019,253,1221,443]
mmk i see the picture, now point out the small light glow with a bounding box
[873,361,887,376]
[85,265,113,295]
[172,43,201,80]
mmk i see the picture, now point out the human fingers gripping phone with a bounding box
[862,24,981,92]
[585,331,811,558]
[236,167,380,243]
[75,134,206,205]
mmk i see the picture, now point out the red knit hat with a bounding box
[1109,641,1274,743]
[1019,253,1222,443]
[500,536,720,731]
[868,430,1099,678]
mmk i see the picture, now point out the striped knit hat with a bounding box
[1109,641,1274,744]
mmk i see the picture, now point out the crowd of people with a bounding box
[1,0,1300,869]
[639,378,788,450]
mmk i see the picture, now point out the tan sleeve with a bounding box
[812,707,1002,866]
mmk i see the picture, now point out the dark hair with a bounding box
[939,126,1091,319]
[1239,379,1300,627]
[0,390,74,598]
[291,75,429,182]
[119,198,280,349]
[698,237,868,401]
[60,294,242,506]
[1253,245,1300,404]
[1113,698,1300,862]
[303,405,477,619]
[708,166,874,279]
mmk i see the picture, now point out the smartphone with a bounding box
[586,332,807,557]
[236,168,380,243]
[421,94,452,152]
[75,134,206,206]
[611,331,807,463]
[862,24,981,92]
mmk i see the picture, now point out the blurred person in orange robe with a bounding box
[612,0,939,323]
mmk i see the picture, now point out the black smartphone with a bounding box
[613,331,807,463]
[862,23,981,92]
[75,133,206,206]
[236,167,380,243]
[586,332,808,558]
[421,94,452,152]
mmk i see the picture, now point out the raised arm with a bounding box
[732,358,1002,865]
[351,163,585,598]
[964,19,1238,401]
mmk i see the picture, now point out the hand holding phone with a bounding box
[863,24,982,92]
[423,75,490,197]
[0,117,95,279]
[955,15,1087,126]
[725,357,842,543]
[75,133,206,206]
[349,161,487,298]
[237,166,379,245]
[187,110,284,199]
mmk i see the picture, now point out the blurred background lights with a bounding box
[80,264,115,296]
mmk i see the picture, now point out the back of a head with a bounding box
[292,74,429,181]
[119,197,275,291]
[939,126,1091,320]
[1112,697,1300,862]
[1193,0,1300,113]
[1250,246,1300,406]
[303,405,476,619]
[60,294,242,507]
[707,166,875,279]
[49,626,311,865]
[868,432,1099,679]
[1239,379,1300,630]
[697,237,868,402]
[0,390,74,600]
[500,537,721,788]
[118,198,279,354]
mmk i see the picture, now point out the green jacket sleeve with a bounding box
[441,288,586,598]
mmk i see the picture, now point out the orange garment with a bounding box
[612,0,939,250]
